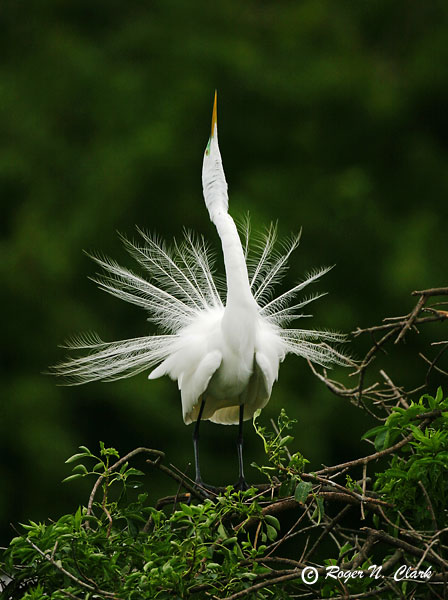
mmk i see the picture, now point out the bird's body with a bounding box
[149,104,285,425]
[150,303,281,425]
[53,93,346,487]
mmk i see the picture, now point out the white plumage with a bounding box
[53,93,346,439]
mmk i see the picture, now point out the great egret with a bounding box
[53,93,347,490]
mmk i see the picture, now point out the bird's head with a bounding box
[202,91,229,222]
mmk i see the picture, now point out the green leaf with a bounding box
[361,425,388,440]
[294,481,313,504]
[384,468,408,481]
[339,542,352,557]
[102,445,120,458]
[374,428,389,451]
[279,435,294,447]
[279,478,295,498]
[72,464,88,474]
[222,536,238,546]
[65,452,90,464]
[409,424,426,443]
[62,473,83,483]
[218,522,228,539]
[74,506,83,529]
[241,572,257,580]
[125,468,145,477]
[265,515,281,530]
[314,497,325,525]
[162,562,174,574]
[9,536,23,545]
[391,406,407,414]
[266,524,277,541]
[179,503,193,516]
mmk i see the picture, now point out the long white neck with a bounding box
[202,120,256,310]
[215,212,255,307]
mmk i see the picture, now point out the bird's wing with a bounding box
[181,350,223,424]
[254,351,276,401]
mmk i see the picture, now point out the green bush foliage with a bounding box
[2,390,447,599]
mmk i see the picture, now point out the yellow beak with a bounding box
[211,90,217,138]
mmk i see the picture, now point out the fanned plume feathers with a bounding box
[51,225,347,384]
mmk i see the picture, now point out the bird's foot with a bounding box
[233,476,249,492]
[194,478,219,499]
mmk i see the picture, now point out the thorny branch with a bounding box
[319,286,448,414]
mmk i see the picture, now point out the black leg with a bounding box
[193,397,206,485]
[235,404,248,491]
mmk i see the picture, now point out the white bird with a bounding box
[53,92,347,490]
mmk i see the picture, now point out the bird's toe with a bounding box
[194,479,219,499]
[233,476,250,492]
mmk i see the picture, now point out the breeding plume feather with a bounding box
[52,93,347,489]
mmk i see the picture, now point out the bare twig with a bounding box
[418,480,438,533]
[315,414,436,476]
[304,505,351,561]
[380,369,409,409]
[420,342,448,385]
[395,295,427,344]
[362,527,448,570]
[316,429,413,475]
[353,314,446,337]
[412,287,448,297]
[360,462,367,520]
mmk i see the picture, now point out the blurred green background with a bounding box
[1,0,448,544]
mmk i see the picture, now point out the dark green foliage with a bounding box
[3,490,271,599]
[368,387,448,529]
[1,439,280,599]
[251,408,309,484]
[2,392,447,599]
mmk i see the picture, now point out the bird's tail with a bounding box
[202,91,229,224]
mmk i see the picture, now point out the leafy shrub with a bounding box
[2,392,447,599]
